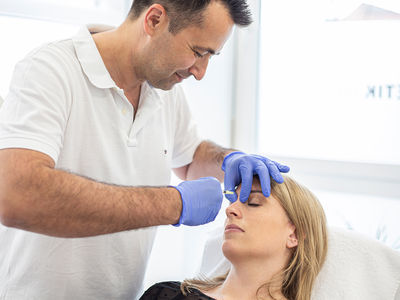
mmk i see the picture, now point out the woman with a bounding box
[141,175,328,300]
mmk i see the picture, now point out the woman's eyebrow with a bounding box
[250,190,263,194]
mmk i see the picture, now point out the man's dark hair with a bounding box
[128,0,252,34]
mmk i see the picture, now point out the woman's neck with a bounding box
[206,257,288,300]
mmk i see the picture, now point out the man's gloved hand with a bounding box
[171,177,223,226]
[222,151,290,203]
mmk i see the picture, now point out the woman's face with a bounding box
[222,178,297,261]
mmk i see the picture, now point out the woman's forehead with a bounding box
[237,177,262,191]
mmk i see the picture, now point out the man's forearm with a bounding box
[186,140,235,182]
[0,151,181,237]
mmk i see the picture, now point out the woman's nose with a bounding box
[225,201,242,218]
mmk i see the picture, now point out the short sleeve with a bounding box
[0,45,71,163]
[171,86,203,168]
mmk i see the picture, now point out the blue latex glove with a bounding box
[171,177,223,226]
[222,151,290,203]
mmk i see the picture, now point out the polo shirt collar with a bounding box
[72,25,117,89]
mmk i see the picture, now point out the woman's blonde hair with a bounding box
[181,175,328,300]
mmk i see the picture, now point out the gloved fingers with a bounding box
[223,172,238,203]
[211,199,223,222]
[199,176,220,183]
[201,177,223,193]
[272,161,290,173]
[213,183,224,206]
[254,162,271,197]
[173,177,224,226]
[216,186,224,203]
[224,190,237,203]
[266,160,284,184]
[204,184,223,224]
[221,151,244,171]
[238,163,253,203]
[208,208,219,223]
[253,155,290,174]
[202,176,224,205]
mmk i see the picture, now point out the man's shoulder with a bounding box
[18,38,82,82]
[27,38,76,62]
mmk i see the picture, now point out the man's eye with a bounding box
[193,50,204,58]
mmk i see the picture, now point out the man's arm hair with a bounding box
[0,149,181,238]
[174,140,235,182]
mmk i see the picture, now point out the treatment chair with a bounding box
[198,227,400,300]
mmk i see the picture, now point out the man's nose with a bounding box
[188,56,210,81]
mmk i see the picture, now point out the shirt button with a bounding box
[127,138,138,147]
[122,108,127,115]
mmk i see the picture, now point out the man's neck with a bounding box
[92,23,143,108]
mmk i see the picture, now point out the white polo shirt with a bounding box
[0,26,202,300]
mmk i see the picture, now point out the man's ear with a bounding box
[143,4,169,36]
[286,223,298,249]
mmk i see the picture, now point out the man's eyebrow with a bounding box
[193,46,220,55]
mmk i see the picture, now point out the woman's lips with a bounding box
[225,224,244,233]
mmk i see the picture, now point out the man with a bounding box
[0,0,289,299]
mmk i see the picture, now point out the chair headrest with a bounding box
[198,227,400,300]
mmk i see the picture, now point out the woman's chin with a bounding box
[222,241,242,262]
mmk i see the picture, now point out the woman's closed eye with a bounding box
[247,194,265,207]
[247,199,261,207]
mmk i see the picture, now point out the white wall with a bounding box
[0,16,79,98]
[0,0,128,25]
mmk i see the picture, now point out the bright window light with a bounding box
[0,0,129,25]
[258,1,400,165]
[0,16,79,98]
[257,0,400,249]
[0,0,131,97]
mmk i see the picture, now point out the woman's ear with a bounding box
[286,223,298,249]
[143,4,168,36]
